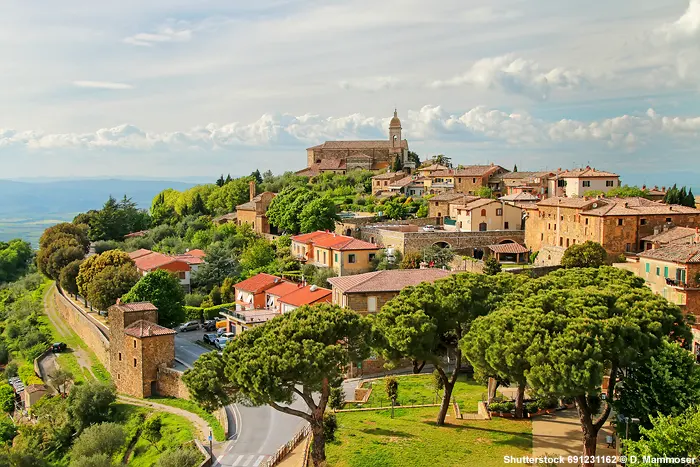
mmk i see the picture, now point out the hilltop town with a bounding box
[0,109,699,467]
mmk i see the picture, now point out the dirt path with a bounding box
[117,395,211,441]
[42,284,97,380]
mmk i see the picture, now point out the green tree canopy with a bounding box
[191,243,240,292]
[69,423,125,460]
[154,447,202,467]
[626,406,700,463]
[268,186,338,234]
[299,196,339,233]
[382,199,408,220]
[59,259,83,296]
[67,382,117,432]
[606,184,650,198]
[421,245,454,269]
[482,256,502,275]
[122,269,185,328]
[184,304,372,466]
[560,241,607,268]
[239,238,275,275]
[475,186,494,199]
[40,223,90,254]
[84,196,150,242]
[85,264,140,311]
[76,250,135,297]
[374,273,524,425]
[0,239,33,283]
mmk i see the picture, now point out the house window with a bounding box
[656,267,660,276]
[335,253,339,262]
[666,218,672,223]
[118,352,122,361]
[504,222,509,229]
[618,219,623,226]
[640,218,647,225]
[548,223,551,230]
[541,233,544,240]
[316,251,320,261]
[133,339,137,348]
[606,180,614,187]
[585,218,589,225]
[458,178,462,183]
[625,243,631,252]
[481,209,487,216]
[558,179,566,187]
[664,266,669,278]
[566,238,570,247]
[472,178,477,183]
[348,254,356,264]
[496,208,503,216]
[369,253,376,262]
[434,202,438,206]
[117,374,120,380]
[583,181,591,187]
[479,222,487,232]
[645,263,650,273]
[178,271,186,279]
[133,358,137,368]
[560,237,563,246]
[367,296,377,313]
[323,251,327,263]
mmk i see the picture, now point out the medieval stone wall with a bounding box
[534,246,566,266]
[360,228,525,255]
[157,365,191,399]
[337,217,440,238]
[53,288,110,368]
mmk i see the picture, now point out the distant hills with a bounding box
[0,179,197,245]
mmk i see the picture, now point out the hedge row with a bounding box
[184,303,236,321]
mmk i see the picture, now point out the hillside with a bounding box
[0,179,196,244]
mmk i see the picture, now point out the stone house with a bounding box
[640,225,699,251]
[450,198,524,232]
[491,171,554,197]
[108,301,176,398]
[524,197,700,258]
[327,269,452,314]
[236,181,277,235]
[547,167,620,198]
[427,193,479,219]
[291,231,381,276]
[128,249,192,292]
[416,163,449,178]
[452,164,509,195]
[371,172,406,194]
[499,192,541,207]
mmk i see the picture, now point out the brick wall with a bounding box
[157,365,191,399]
[361,228,524,255]
[53,288,110,368]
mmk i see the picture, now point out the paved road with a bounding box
[175,330,307,467]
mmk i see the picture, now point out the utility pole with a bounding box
[209,430,213,462]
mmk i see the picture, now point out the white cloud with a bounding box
[123,20,194,47]
[338,77,401,92]
[430,55,590,100]
[2,106,699,152]
[655,0,700,44]
[73,81,133,90]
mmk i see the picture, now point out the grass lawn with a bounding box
[359,374,485,412]
[112,403,203,467]
[148,396,226,441]
[326,407,532,467]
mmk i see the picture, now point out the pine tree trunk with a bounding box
[437,379,454,425]
[514,382,525,419]
[582,430,597,466]
[576,395,598,467]
[310,418,326,467]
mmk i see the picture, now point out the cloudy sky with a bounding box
[1,0,699,185]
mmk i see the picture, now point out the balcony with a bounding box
[666,278,700,290]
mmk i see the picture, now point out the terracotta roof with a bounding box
[113,302,158,313]
[124,230,149,239]
[176,254,206,265]
[537,197,599,209]
[429,192,479,202]
[429,165,505,178]
[234,273,284,294]
[318,159,346,170]
[133,251,188,271]
[129,249,154,259]
[493,171,552,181]
[296,167,320,177]
[418,164,449,172]
[488,243,529,254]
[278,285,332,307]
[462,198,498,210]
[307,140,408,150]
[186,249,206,259]
[214,213,237,222]
[373,171,404,180]
[124,319,176,338]
[266,281,301,298]
[291,231,379,251]
[638,244,700,264]
[499,192,540,202]
[25,384,47,394]
[583,198,700,217]
[389,176,415,188]
[328,269,452,293]
[556,167,619,178]
[236,192,276,211]
[641,226,698,244]
[347,153,373,160]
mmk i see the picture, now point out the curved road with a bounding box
[175,332,307,467]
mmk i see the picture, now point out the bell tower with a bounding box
[389,109,402,148]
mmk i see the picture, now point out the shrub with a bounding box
[154,447,202,467]
[93,241,123,255]
[385,377,399,403]
[184,293,206,307]
[67,382,117,431]
[329,386,344,411]
[489,401,515,413]
[0,417,17,443]
[4,363,17,378]
[537,397,559,410]
[323,413,338,442]
[0,386,14,413]
[70,453,117,467]
[70,423,125,459]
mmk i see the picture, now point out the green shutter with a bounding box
[645,263,650,273]
[664,266,669,278]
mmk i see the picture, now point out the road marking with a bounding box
[253,455,265,466]
[231,455,245,466]
[242,455,254,466]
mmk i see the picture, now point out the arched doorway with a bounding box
[433,241,450,249]
[479,222,487,232]
[345,229,352,236]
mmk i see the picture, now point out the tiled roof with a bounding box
[307,140,408,150]
[213,213,237,222]
[124,319,176,338]
[638,244,700,264]
[373,171,404,180]
[236,192,276,211]
[296,167,320,177]
[176,254,206,265]
[234,273,284,294]
[556,167,619,178]
[583,198,700,217]
[124,230,149,238]
[25,384,47,394]
[347,153,373,160]
[113,302,158,313]
[278,285,332,306]
[493,171,551,181]
[291,231,379,251]
[318,159,346,170]
[266,281,301,298]
[133,251,188,271]
[327,269,452,293]
[641,226,698,244]
[499,192,540,202]
[186,249,206,258]
[429,192,479,202]
[537,197,599,209]
[418,164,449,172]
[429,165,505,178]
[129,249,154,259]
[488,243,529,254]
[389,176,415,188]
[462,198,498,210]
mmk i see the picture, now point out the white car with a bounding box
[215,333,235,350]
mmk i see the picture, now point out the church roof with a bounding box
[307,140,408,151]
[390,110,402,129]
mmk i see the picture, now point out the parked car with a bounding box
[52,342,67,353]
[202,333,218,345]
[178,321,200,332]
[215,337,230,350]
[203,320,216,331]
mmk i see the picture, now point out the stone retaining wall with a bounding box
[157,365,191,399]
[52,288,110,368]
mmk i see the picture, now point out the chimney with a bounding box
[654,226,661,235]
[116,298,121,305]
[249,180,256,201]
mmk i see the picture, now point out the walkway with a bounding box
[532,409,617,466]
[117,395,211,440]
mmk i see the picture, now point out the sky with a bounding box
[1,0,699,186]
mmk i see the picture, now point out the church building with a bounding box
[298,110,413,176]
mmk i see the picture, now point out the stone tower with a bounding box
[107,301,176,398]
[389,109,402,149]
